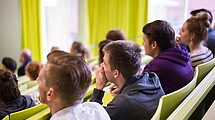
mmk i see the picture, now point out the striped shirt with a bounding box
[190,47,214,67]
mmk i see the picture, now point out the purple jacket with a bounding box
[142,45,194,94]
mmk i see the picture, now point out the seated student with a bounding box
[179,12,213,67]
[141,20,194,94]
[36,51,110,120]
[0,69,35,119]
[90,41,164,120]
[70,41,91,60]
[25,61,43,81]
[190,8,215,54]
[18,49,32,77]
[106,29,127,40]
[2,57,17,73]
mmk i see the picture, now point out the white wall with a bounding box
[0,0,21,66]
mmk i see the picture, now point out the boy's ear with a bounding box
[151,41,158,49]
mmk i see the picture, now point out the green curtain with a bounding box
[21,0,42,61]
[88,0,148,56]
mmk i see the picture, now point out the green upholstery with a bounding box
[19,83,28,92]
[2,115,9,120]
[167,67,215,120]
[151,67,198,120]
[21,84,39,95]
[83,83,96,102]
[18,75,30,86]
[10,104,48,120]
[27,81,38,89]
[196,57,215,85]
[26,107,50,120]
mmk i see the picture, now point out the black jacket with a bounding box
[0,95,35,119]
[91,72,165,120]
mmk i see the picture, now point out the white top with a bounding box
[50,102,110,120]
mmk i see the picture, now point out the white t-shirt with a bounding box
[50,102,110,120]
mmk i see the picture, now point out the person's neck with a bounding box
[114,76,126,90]
[189,43,202,53]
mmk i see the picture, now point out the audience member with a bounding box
[2,57,17,73]
[36,50,110,120]
[50,46,60,53]
[90,41,164,120]
[70,41,91,60]
[106,29,126,41]
[179,12,213,67]
[141,20,194,94]
[0,69,35,119]
[98,40,113,64]
[25,61,43,81]
[190,8,215,54]
[18,49,32,77]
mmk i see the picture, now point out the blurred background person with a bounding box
[2,57,17,73]
[18,49,32,77]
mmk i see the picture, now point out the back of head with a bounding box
[98,40,113,64]
[0,69,20,102]
[26,61,43,80]
[71,41,86,59]
[2,57,17,73]
[103,40,142,80]
[106,29,127,41]
[190,8,213,24]
[50,46,60,53]
[142,20,175,52]
[21,48,32,62]
[186,12,210,44]
[45,50,92,105]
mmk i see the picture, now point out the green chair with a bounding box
[19,83,28,92]
[18,75,30,86]
[196,57,215,85]
[10,104,48,120]
[83,83,96,102]
[26,107,50,120]
[21,84,39,95]
[167,67,215,120]
[27,81,38,89]
[151,67,198,120]
[2,115,9,120]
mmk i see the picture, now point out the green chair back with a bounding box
[27,81,38,89]
[18,75,30,86]
[19,83,28,92]
[10,104,48,120]
[26,107,50,120]
[2,115,9,120]
[151,67,198,120]
[196,57,215,85]
[167,67,215,120]
[21,84,39,95]
[83,83,96,102]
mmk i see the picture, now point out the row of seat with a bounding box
[151,57,215,120]
[2,104,50,120]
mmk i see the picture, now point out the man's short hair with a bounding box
[106,29,127,41]
[0,69,20,102]
[2,57,17,73]
[26,61,43,80]
[103,40,142,80]
[142,20,175,52]
[190,8,213,24]
[44,51,92,105]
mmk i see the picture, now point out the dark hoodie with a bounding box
[0,95,35,119]
[91,72,165,120]
[143,45,194,94]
